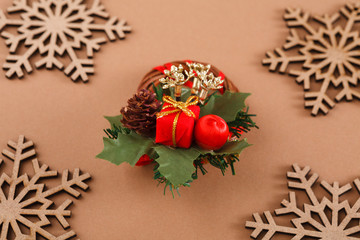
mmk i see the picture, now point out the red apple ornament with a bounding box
[194,115,229,150]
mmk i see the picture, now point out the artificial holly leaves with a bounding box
[215,139,251,155]
[153,140,251,187]
[200,91,250,122]
[97,132,154,166]
[105,115,123,130]
[153,145,200,186]
[98,112,253,189]
[180,87,192,102]
[195,139,251,156]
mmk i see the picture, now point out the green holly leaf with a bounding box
[195,138,251,156]
[200,91,251,122]
[215,138,251,155]
[104,115,123,130]
[153,145,201,186]
[168,86,192,101]
[181,87,192,101]
[97,132,154,166]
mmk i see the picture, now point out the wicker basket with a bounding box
[137,60,239,92]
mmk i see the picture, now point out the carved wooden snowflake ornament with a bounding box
[0,0,131,82]
[246,164,360,239]
[263,3,360,115]
[0,135,91,239]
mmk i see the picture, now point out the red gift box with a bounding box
[155,96,200,148]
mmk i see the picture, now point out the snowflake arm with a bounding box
[335,76,360,101]
[263,3,360,115]
[340,3,360,34]
[246,164,360,240]
[0,135,90,239]
[0,9,24,31]
[246,211,323,239]
[0,0,131,82]
[262,48,308,74]
[1,135,36,179]
[88,17,132,41]
[303,68,336,115]
[3,41,38,78]
[86,0,110,18]
[284,8,316,35]
[340,179,360,230]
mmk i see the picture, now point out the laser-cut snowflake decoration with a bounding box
[0,135,91,239]
[246,164,360,239]
[263,3,360,116]
[0,0,131,82]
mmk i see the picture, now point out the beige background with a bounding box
[0,0,360,239]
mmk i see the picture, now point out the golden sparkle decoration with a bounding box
[186,62,211,95]
[160,64,192,89]
[160,64,195,100]
[198,69,224,104]
[159,62,224,103]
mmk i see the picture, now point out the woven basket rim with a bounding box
[137,60,239,93]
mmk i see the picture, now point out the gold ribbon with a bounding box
[157,96,199,147]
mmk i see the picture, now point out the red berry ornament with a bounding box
[194,115,229,150]
[136,154,153,166]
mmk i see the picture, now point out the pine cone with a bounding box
[120,89,161,137]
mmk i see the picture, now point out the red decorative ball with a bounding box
[194,115,229,150]
[136,154,153,166]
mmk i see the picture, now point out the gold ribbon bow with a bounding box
[157,96,199,147]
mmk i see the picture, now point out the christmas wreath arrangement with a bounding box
[97,60,258,196]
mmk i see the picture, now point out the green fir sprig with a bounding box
[227,107,258,138]
[193,153,240,178]
[104,124,130,139]
[152,83,163,102]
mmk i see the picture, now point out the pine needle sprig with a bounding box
[227,107,258,138]
[152,83,163,102]
[153,164,191,198]
[193,153,240,179]
[103,124,130,139]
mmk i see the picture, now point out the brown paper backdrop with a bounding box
[0,0,359,239]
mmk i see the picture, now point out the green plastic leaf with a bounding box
[104,115,123,130]
[215,138,251,155]
[195,139,251,156]
[200,91,251,122]
[97,132,154,166]
[154,145,201,186]
[180,87,192,101]
[168,86,192,101]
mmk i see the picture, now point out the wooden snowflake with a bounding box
[0,0,131,82]
[246,164,360,239]
[263,3,360,116]
[0,135,91,239]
